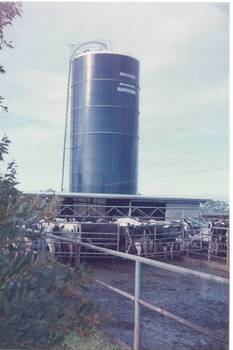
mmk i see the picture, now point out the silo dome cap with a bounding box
[72,50,139,63]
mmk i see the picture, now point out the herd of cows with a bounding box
[16,215,228,263]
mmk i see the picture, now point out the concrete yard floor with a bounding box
[84,258,229,350]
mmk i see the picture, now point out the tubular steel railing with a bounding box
[42,233,229,350]
[57,204,201,220]
[186,226,229,268]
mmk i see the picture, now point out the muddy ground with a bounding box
[84,258,229,350]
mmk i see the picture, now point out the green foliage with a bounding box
[51,330,121,350]
[201,199,229,215]
[0,2,22,49]
[0,1,105,340]
[0,135,57,241]
[0,2,23,111]
[0,194,99,349]
[0,134,11,159]
[0,257,98,349]
[0,135,61,239]
[0,137,100,349]
[0,135,19,227]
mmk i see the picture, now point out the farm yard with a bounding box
[1,2,229,350]
[84,259,228,350]
[0,134,229,350]
[30,211,230,350]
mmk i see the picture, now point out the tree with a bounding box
[0,6,100,346]
[200,199,229,216]
[0,135,19,220]
[0,138,99,349]
[0,2,22,111]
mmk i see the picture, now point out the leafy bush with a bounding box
[0,136,99,348]
[0,256,98,349]
[51,330,121,350]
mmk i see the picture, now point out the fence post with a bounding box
[199,226,203,252]
[226,229,229,270]
[207,241,211,262]
[41,237,46,257]
[75,232,81,268]
[181,222,185,252]
[134,259,141,350]
[117,224,120,252]
[154,226,157,253]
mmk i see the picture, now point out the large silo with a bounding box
[69,45,140,194]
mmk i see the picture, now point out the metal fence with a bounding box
[42,233,229,350]
[42,223,229,267]
[186,226,229,269]
[57,204,201,221]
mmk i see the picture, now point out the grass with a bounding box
[50,330,121,350]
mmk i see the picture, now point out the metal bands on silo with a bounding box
[69,52,140,194]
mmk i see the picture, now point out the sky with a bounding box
[0,2,229,201]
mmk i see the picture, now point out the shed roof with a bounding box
[23,191,207,204]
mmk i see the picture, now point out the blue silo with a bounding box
[69,50,140,194]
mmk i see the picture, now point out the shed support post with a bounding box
[129,201,132,217]
[134,260,141,350]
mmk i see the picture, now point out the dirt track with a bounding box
[84,258,229,350]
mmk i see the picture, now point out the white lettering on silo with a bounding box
[117,87,136,95]
[119,72,136,79]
